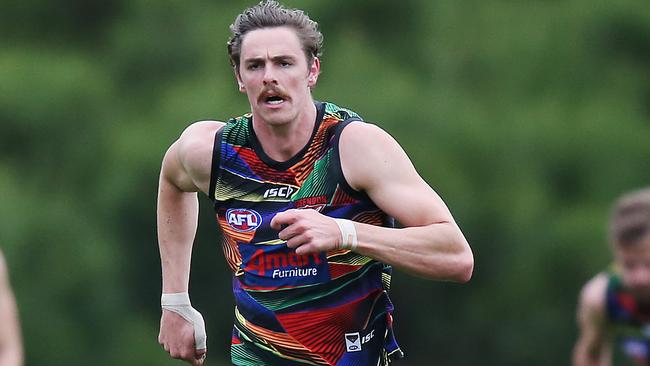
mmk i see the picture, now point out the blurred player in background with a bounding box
[574,188,650,366]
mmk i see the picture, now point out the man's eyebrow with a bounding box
[243,57,264,64]
[271,55,296,62]
[243,55,297,63]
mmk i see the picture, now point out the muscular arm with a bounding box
[158,121,219,291]
[341,123,472,281]
[273,122,473,282]
[573,273,611,366]
[0,251,23,366]
[158,142,200,293]
[340,123,473,282]
[157,121,223,365]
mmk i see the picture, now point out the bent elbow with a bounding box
[422,251,473,283]
[449,250,473,283]
[456,255,474,283]
[442,226,473,283]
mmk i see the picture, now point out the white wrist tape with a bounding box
[161,292,207,350]
[334,219,358,251]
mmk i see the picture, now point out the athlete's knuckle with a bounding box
[290,237,302,247]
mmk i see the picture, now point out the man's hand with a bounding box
[271,209,343,255]
[158,310,206,366]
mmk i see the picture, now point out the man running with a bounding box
[157,1,473,365]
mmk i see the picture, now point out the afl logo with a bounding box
[226,208,262,232]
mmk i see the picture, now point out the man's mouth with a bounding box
[260,90,288,106]
[265,95,285,105]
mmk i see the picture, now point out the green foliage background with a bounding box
[1,1,649,365]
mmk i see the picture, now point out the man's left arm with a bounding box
[0,251,23,366]
[271,122,473,282]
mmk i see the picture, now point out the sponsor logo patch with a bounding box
[239,245,331,288]
[246,249,321,276]
[623,339,648,358]
[263,186,296,199]
[294,195,328,211]
[344,329,375,353]
[226,208,262,232]
[345,333,361,352]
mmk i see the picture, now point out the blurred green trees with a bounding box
[1,1,649,365]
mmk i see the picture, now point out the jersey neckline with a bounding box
[248,101,326,171]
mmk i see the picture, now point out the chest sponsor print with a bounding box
[239,245,331,288]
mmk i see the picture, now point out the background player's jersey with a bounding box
[607,272,650,365]
[209,102,404,365]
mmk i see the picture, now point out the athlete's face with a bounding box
[236,26,320,126]
[616,235,650,302]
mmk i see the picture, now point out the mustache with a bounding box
[258,86,289,101]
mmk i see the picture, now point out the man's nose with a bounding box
[263,65,278,85]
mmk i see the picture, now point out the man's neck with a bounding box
[252,102,317,162]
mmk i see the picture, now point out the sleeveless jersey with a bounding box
[606,272,650,365]
[208,102,404,366]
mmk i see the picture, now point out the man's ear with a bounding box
[234,68,246,92]
[307,57,321,88]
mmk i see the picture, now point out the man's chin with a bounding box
[259,111,294,126]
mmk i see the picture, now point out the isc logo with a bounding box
[263,186,295,199]
[226,209,262,232]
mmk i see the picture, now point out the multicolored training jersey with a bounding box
[606,272,650,365]
[208,102,404,366]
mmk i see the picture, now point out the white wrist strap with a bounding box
[334,219,358,251]
[161,292,207,350]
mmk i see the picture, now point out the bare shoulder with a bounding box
[579,273,609,316]
[172,120,225,166]
[339,121,396,149]
[162,120,225,194]
[339,121,414,188]
[177,120,225,152]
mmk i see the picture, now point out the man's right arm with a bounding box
[573,273,611,366]
[157,121,223,365]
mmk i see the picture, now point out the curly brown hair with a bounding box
[227,1,323,72]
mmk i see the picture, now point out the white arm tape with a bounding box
[161,292,207,350]
[333,219,358,251]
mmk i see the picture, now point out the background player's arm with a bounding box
[0,251,23,366]
[573,273,611,366]
[273,122,473,281]
[157,121,222,365]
